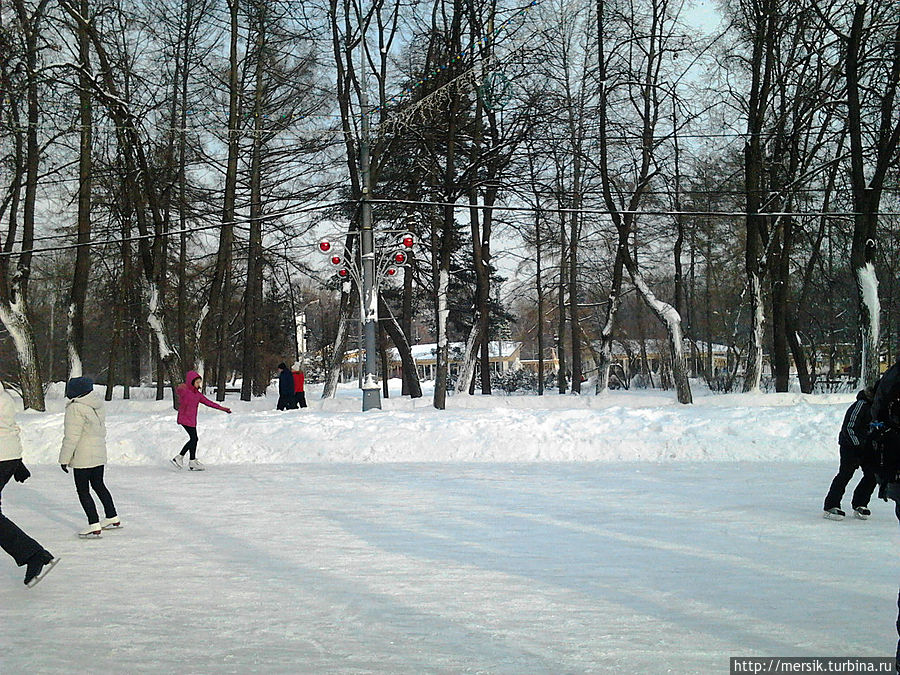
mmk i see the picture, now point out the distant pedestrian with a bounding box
[292,362,307,409]
[0,385,59,587]
[171,370,231,471]
[823,387,877,520]
[277,363,297,410]
[59,376,121,538]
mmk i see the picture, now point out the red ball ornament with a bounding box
[338,268,349,278]
[318,240,332,253]
[394,251,407,264]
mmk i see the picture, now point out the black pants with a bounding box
[0,459,47,566]
[73,465,117,525]
[277,394,297,410]
[179,425,198,459]
[886,482,900,672]
[824,445,877,510]
[296,392,307,408]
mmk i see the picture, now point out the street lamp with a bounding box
[316,230,416,410]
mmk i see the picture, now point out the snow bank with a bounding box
[12,380,853,466]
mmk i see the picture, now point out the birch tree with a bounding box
[0,0,52,410]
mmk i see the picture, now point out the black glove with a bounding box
[60,464,68,474]
[13,461,30,483]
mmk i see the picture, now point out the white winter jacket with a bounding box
[0,389,23,462]
[59,392,107,469]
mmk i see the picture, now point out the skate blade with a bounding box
[853,512,869,520]
[823,512,845,521]
[26,557,61,588]
[77,532,102,539]
[101,523,123,530]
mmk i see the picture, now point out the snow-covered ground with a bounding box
[13,379,864,464]
[1,382,897,673]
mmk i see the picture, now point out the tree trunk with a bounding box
[2,0,47,410]
[841,4,900,385]
[556,214,567,394]
[67,0,92,380]
[200,0,239,390]
[535,209,545,396]
[595,246,626,394]
[322,293,356,399]
[379,294,422,399]
[625,253,692,404]
[432,16,461,410]
[400,255,414,396]
[454,324,481,395]
[770,220,790,392]
[740,0,777,393]
[242,5,266,402]
[379,323,389,399]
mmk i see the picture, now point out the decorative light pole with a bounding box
[317,231,415,410]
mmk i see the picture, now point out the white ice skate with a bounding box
[170,455,184,470]
[78,523,102,538]
[188,459,206,471]
[100,516,122,530]
[853,506,870,520]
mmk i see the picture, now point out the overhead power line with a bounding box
[366,198,900,219]
[0,201,349,258]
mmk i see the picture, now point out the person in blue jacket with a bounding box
[276,363,297,410]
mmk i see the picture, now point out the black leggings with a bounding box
[73,465,117,525]
[179,425,198,459]
[0,459,46,566]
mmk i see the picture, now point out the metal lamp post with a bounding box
[359,89,379,410]
[317,232,415,411]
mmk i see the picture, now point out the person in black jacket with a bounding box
[872,358,900,672]
[276,362,297,410]
[823,386,878,520]
[872,358,900,429]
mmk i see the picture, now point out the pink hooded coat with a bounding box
[176,370,228,426]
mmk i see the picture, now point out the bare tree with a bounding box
[0,0,52,410]
[818,0,900,386]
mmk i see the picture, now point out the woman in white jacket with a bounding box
[59,377,120,538]
[0,384,59,586]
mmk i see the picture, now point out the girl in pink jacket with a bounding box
[171,371,231,471]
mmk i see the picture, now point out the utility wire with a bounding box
[0,201,349,258]
[366,198,897,218]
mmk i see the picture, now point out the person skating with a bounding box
[292,362,307,409]
[276,363,297,410]
[59,377,121,538]
[872,357,900,429]
[0,385,59,586]
[880,477,900,672]
[823,387,878,520]
[171,370,231,471]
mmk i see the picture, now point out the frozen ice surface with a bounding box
[1,462,896,674]
[1,382,895,673]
